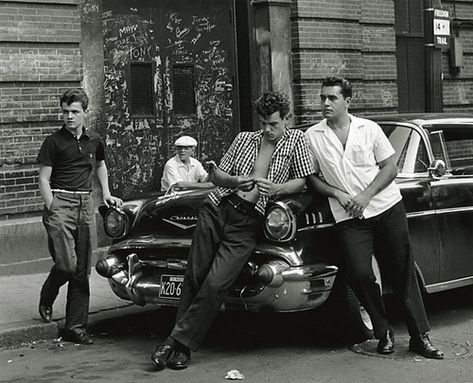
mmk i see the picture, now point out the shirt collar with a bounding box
[348,114,365,129]
[174,155,194,167]
[250,128,291,143]
[313,114,364,133]
[60,125,89,139]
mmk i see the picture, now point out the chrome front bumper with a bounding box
[102,253,338,312]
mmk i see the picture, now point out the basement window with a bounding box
[172,63,196,115]
[130,62,154,117]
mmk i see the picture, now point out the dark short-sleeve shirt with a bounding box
[37,126,105,191]
[209,128,315,215]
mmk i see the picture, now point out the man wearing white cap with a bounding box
[161,135,213,191]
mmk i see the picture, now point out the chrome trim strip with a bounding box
[407,206,473,219]
[406,211,436,218]
[281,265,338,281]
[425,276,473,293]
[161,218,196,230]
[437,206,473,215]
[298,223,335,232]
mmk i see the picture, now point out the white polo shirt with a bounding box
[161,155,208,191]
[305,115,402,222]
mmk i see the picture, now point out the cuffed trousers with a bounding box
[40,191,94,330]
[170,195,262,351]
[336,201,430,339]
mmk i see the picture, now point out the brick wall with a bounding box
[0,0,82,220]
[291,0,397,124]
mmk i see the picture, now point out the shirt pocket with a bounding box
[84,149,96,166]
[350,144,373,167]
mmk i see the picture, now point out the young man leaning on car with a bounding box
[150,91,315,371]
[305,76,443,359]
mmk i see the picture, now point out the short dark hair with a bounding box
[321,76,352,99]
[60,88,89,111]
[255,91,291,119]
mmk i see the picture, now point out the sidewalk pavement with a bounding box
[0,247,149,348]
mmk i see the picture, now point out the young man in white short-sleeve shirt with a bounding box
[305,76,443,359]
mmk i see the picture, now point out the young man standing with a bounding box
[37,88,122,344]
[305,76,443,359]
[160,135,213,191]
[150,91,314,370]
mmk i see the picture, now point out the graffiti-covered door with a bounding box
[102,0,237,197]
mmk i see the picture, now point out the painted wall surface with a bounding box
[102,0,236,198]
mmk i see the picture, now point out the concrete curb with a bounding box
[0,321,58,349]
[0,246,132,349]
[0,303,155,349]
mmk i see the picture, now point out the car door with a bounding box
[428,125,473,287]
[380,123,440,286]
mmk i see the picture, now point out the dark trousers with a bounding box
[336,201,430,339]
[40,192,94,330]
[170,195,262,351]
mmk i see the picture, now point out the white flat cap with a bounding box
[174,135,197,147]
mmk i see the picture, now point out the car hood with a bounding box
[128,189,212,237]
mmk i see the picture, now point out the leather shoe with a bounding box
[63,329,94,345]
[409,333,444,359]
[39,304,53,323]
[377,328,395,354]
[151,340,175,371]
[167,348,191,370]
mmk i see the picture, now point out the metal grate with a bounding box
[130,62,154,116]
[172,63,196,115]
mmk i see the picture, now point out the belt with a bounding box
[51,189,91,195]
[224,194,257,215]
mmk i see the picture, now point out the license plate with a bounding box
[159,275,184,299]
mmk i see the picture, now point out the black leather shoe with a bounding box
[377,328,395,354]
[409,333,444,359]
[167,348,191,370]
[151,340,175,371]
[39,304,53,323]
[63,329,94,345]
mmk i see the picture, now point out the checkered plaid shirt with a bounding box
[209,128,314,215]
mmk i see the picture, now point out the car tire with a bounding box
[327,256,384,344]
[333,281,374,344]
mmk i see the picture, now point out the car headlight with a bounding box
[104,208,128,238]
[264,202,296,242]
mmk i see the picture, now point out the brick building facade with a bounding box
[291,0,399,123]
[0,0,82,220]
[1,0,473,229]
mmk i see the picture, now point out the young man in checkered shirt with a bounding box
[151,91,314,371]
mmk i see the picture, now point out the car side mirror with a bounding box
[428,159,446,178]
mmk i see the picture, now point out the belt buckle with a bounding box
[228,197,239,210]
[227,196,242,212]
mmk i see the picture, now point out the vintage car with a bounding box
[96,113,473,341]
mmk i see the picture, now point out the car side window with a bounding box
[381,124,429,174]
[441,126,473,175]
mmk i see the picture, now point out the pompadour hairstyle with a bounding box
[255,91,291,119]
[59,88,89,111]
[321,76,353,99]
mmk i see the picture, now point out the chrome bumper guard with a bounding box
[109,253,338,310]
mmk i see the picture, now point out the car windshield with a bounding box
[380,124,429,174]
[434,125,473,175]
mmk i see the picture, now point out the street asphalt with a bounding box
[0,247,151,348]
